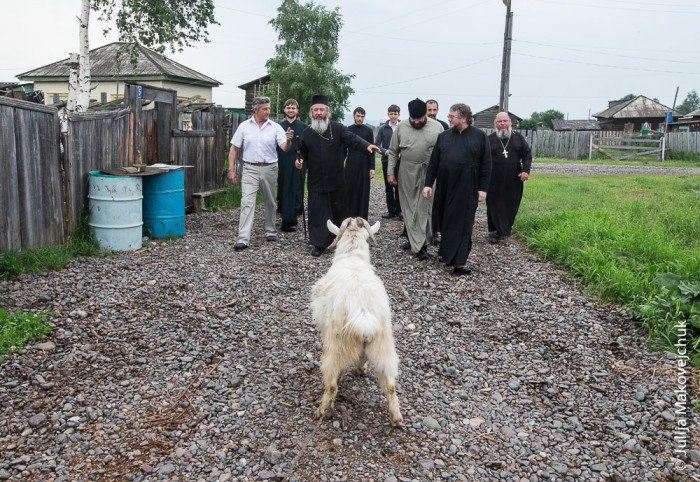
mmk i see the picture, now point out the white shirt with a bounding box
[231,117,287,164]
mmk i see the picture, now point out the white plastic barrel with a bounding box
[88,171,143,251]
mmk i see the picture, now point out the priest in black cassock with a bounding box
[296,95,381,257]
[277,99,308,232]
[486,112,532,244]
[423,103,492,275]
[344,107,375,220]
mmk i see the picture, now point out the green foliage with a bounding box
[519,109,565,130]
[618,93,637,102]
[0,309,52,362]
[266,0,354,121]
[517,173,700,364]
[92,0,218,67]
[630,274,700,365]
[0,212,103,280]
[676,89,700,115]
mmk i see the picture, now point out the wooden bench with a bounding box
[192,188,228,213]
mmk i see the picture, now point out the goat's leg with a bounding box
[366,340,403,426]
[316,350,343,420]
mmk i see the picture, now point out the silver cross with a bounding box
[503,149,508,158]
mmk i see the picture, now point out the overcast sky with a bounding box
[2,0,698,124]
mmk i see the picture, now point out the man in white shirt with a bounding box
[228,96,292,250]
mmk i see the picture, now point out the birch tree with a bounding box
[67,0,218,113]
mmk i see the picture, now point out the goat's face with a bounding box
[327,217,380,250]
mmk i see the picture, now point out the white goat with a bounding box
[310,217,403,426]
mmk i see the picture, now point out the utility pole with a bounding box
[499,0,513,113]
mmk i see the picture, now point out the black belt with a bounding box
[244,161,275,166]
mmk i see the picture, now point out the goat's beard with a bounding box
[496,127,512,139]
[311,116,330,135]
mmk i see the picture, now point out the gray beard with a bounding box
[496,127,512,139]
[311,118,330,135]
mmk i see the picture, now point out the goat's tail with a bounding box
[340,306,380,342]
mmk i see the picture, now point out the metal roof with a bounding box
[17,42,221,87]
[593,95,680,119]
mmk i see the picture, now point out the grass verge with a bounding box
[0,212,103,280]
[535,156,700,168]
[0,308,52,362]
[516,173,700,364]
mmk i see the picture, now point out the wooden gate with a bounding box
[589,136,665,161]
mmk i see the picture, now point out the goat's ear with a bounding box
[370,221,380,234]
[327,219,340,235]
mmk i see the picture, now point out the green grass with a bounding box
[0,213,104,280]
[535,156,700,168]
[0,308,52,362]
[516,173,700,363]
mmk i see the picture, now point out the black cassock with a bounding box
[299,122,371,249]
[486,131,532,236]
[425,126,492,267]
[344,123,375,220]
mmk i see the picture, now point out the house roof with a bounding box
[237,75,271,90]
[0,82,18,90]
[593,95,680,119]
[17,42,221,87]
[472,105,522,128]
[551,119,601,131]
[683,107,700,118]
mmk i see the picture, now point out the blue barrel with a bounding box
[88,171,143,251]
[143,169,185,238]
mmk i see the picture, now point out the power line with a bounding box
[530,0,700,14]
[357,55,500,91]
[515,52,700,76]
[514,39,699,65]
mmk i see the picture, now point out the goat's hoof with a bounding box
[315,406,329,420]
[389,413,404,428]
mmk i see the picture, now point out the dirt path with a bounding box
[1,181,697,481]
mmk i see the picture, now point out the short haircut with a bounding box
[387,104,400,113]
[283,98,299,108]
[450,103,472,121]
[252,96,271,111]
[426,99,438,107]
[353,107,366,116]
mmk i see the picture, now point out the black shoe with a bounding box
[310,246,324,257]
[281,225,297,232]
[416,245,429,260]
[382,212,396,219]
[234,242,248,251]
[401,241,411,251]
[396,212,404,220]
[453,266,471,276]
[433,232,441,245]
[488,234,500,244]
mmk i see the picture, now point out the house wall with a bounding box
[34,80,212,105]
[597,117,667,132]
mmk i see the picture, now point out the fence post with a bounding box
[588,134,593,160]
[661,136,666,161]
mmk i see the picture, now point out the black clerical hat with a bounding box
[311,94,330,106]
[408,98,427,118]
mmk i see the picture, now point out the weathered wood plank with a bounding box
[0,105,22,251]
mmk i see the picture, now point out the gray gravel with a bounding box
[1,174,698,481]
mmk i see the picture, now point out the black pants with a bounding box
[381,159,401,215]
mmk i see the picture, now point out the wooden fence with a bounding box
[1,84,229,252]
[667,132,700,153]
[0,97,64,251]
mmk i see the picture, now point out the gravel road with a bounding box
[1,171,698,481]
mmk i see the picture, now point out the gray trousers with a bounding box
[237,162,278,244]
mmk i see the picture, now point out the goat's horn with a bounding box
[327,217,351,250]
[360,217,379,246]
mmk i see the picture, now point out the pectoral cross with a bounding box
[502,149,508,158]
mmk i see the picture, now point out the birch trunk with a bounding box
[66,52,79,116]
[76,0,91,112]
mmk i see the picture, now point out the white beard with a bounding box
[496,127,512,139]
[311,117,330,135]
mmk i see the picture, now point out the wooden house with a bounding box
[593,95,680,131]
[16,42,221,105]
[238,75,272,115]
[472,105,522,129]
[668,107,700,132]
